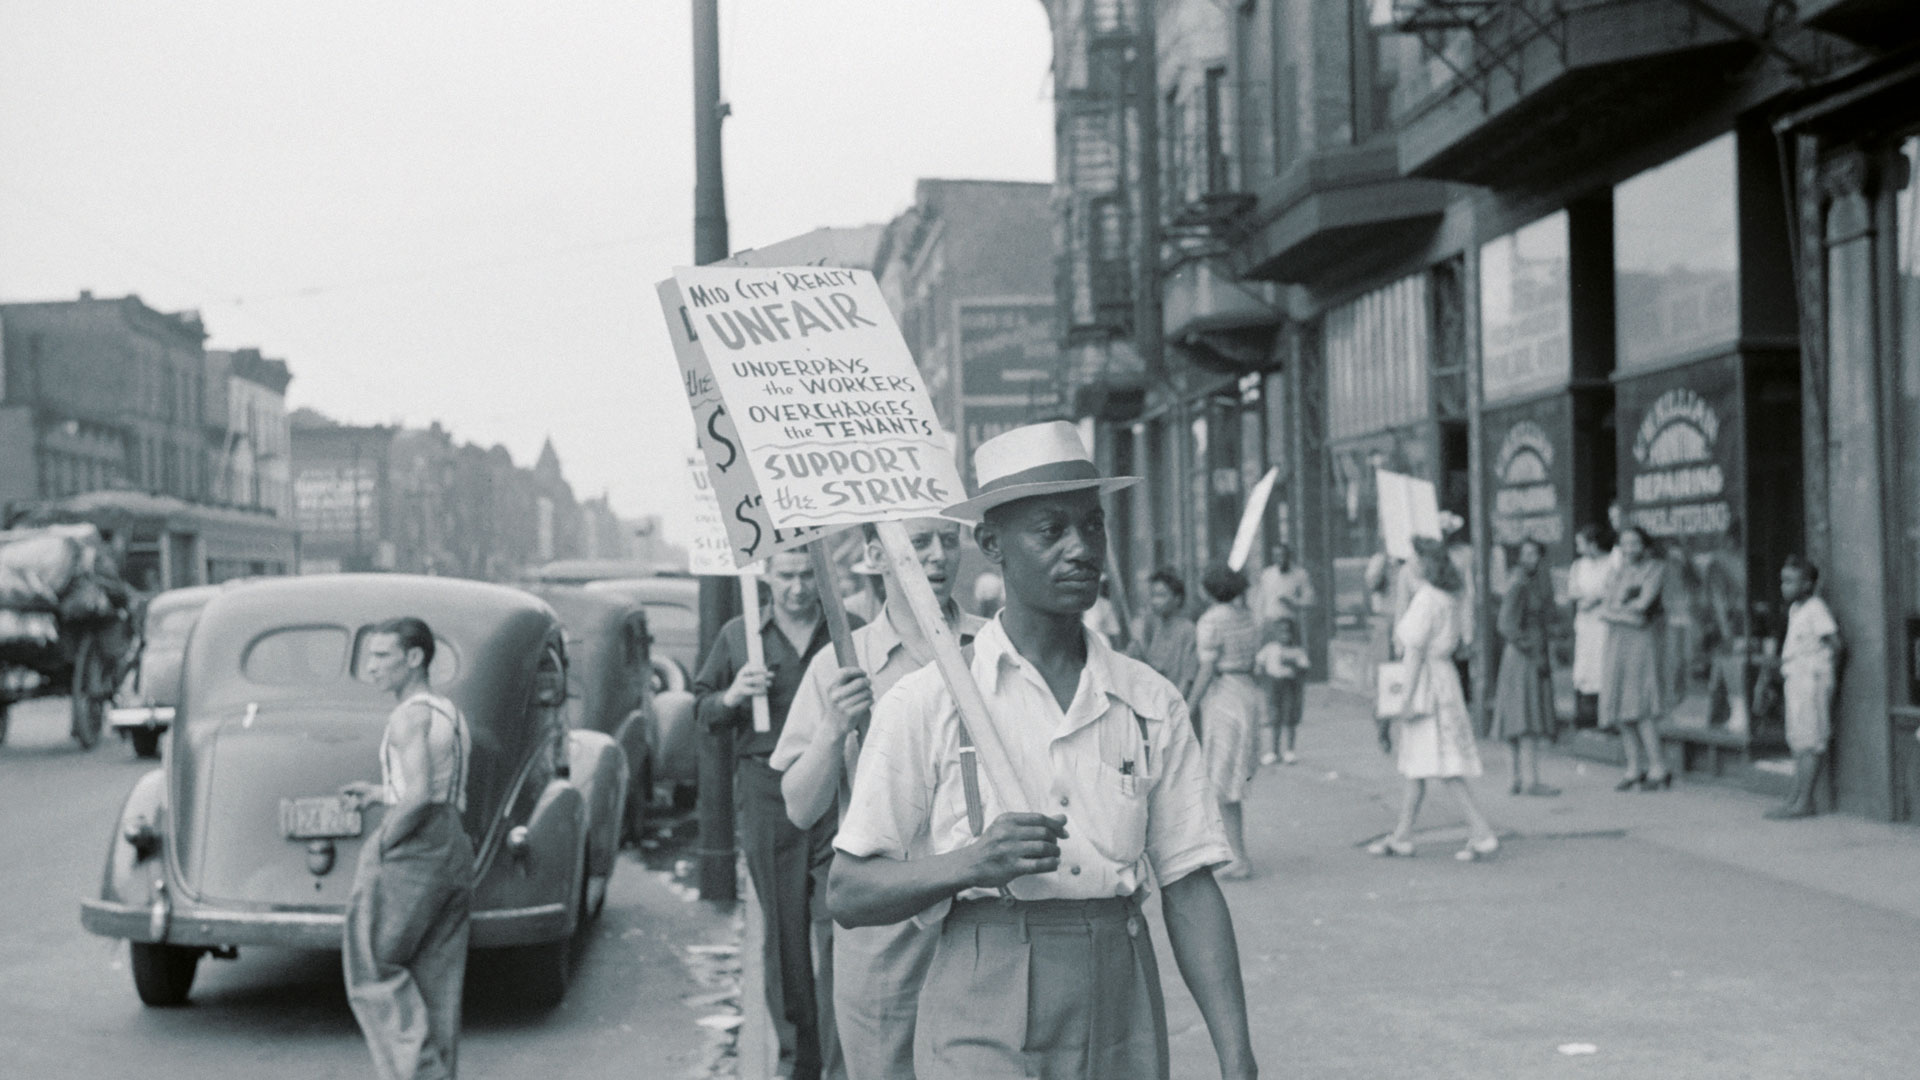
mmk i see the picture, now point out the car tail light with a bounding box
[125,822,160,862]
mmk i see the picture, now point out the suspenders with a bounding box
[953,642,988,838]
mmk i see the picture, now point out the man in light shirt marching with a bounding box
[829,422,1257,1080]
[773,519,984,1080]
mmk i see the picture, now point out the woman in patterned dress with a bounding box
[1368,542,1501,861]
[1189,564,1262,879]
[1600,525,1673,790]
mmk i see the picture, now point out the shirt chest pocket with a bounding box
[1075,721,1152,865]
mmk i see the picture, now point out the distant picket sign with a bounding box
[684,451,759,578]
[667,264,965,534]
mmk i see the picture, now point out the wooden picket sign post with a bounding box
[873,520,1021,902]
[737,572,772,733]
[809,540,858,669]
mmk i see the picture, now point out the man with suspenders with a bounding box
[341,617,474,1080]
[830,423,1257,1080]
[773,518,984,1079]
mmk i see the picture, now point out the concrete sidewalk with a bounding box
[1154,686,1920,1079]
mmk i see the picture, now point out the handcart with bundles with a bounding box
[0,524,135,749]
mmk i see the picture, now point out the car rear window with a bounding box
[645,602,697,634]
[243,626,350,685]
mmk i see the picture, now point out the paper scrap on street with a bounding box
[668,264,965,533]
[1557,1043,1599,1056]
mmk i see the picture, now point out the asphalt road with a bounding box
[0,698,741,1080]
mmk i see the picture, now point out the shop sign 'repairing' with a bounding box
[667,265,965,533]
[1628,386,1731,537]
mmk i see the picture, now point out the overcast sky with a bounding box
[0,1,1055,540]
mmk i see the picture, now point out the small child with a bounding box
[1765,555,1841,819]
[1257,616,1310,765]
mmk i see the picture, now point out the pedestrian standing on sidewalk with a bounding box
[694,551,845,1080]
[1599,526,1673,792]
[1568,525,1614,728]
[1254,540,1315,648]
[1367,541,1501,861]
[1189,564,1262,880]
[1763,555,1842,819]
[1255,616,1308,765]
[1128,568,1198,699]
[339,617,473,1080]
[1492,539,1560,796]
[773,519,984,1080]
[831,422,1256,1080]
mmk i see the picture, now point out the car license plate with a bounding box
[280,795,363,840]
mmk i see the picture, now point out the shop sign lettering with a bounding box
[1492,420,1563,545]
[1627,386,1732,537]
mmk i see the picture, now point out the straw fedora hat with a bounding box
[943,421,1140,522]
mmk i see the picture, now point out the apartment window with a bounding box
[1204,65,1230,194]
[1164,85,1185,211]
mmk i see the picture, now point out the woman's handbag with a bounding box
[1375,661,1412,719]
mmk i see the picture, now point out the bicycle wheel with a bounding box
[70,636,106,750]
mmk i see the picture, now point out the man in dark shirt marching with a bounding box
[695,548,847,1080]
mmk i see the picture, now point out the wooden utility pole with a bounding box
[691,0,738,904]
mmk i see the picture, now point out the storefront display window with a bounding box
[1480,211,1572,403]
[1615,133,1739,372]
[1326,274,1430,440]
[1898,135,1920,704]
[1615,355,1757,735]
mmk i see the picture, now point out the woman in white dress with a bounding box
[1568,524,1614,728]
[1367,542,1501,861]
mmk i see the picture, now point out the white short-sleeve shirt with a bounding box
[1782,594,1839,676]
[834,617,1232,916]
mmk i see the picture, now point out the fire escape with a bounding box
[1053,0,1151,415]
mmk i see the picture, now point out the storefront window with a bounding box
[1480,211,1572,403]
[1615,133,1740,372]
[1898,135,1920,704]
[1326,274,1429,440]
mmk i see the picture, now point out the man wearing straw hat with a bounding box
[829,422,1256,1080]
[774,517,984,1080]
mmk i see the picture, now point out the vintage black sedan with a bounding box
[583,575,700,803]
[79,575,627,1008]
[526,584,664,840]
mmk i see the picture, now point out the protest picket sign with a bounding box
[659,278,825,568]
[669,264,967,532]
[685,453,772,732]
[1227,466,1281,572]
[1377,469,1441,561]
[663,264,1010,894]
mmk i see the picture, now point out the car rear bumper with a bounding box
[107,705,174,732]
[81,897,571,949]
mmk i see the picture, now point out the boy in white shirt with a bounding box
[1765,556,1842,820]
